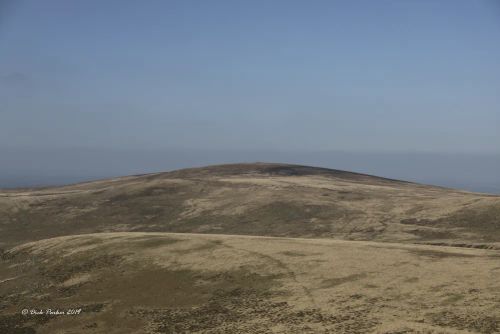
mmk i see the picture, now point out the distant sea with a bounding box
[1,148,499,194]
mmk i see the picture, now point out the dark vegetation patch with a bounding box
[38,252,122,283]
[400,218,434,226]
[79,303,105,313]
[336,190,367,201]
[154,163,407,187]
[67,237,105,247]
[223,202,351,237]
[0,313,53,334]
[440,293,465,305]
[170,240,223,254]
[403,277,419,283]
[129,236,181,248]
[438,204,500,242]
[421,242,499,250]
[406,249,477,259]
[0,183,195,246]
[92,185,189,223]
[168,201,352,238]
[74,268,213,308]
[400,203,500,242]
[321,273,367,288]
[0,248,14,260]
[279,251,309,257]
[408,228,456,240]
[427,310,499,334]
[137,269,378,334]
[402,203,500,242]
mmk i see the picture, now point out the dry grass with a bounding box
[1,163,500,333]
[1,232,499,333]
[1,163,499,248]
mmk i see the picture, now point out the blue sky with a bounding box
[1,0,499,153]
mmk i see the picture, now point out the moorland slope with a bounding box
[1,163,499,248]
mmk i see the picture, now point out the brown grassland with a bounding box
[1,163,499,333]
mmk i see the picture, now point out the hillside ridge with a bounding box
[1,162,432,193]
[1,162,499,248]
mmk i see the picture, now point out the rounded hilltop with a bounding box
[1,162,499,249]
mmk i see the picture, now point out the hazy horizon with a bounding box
[1,1,499,192]
[1,147,499,194]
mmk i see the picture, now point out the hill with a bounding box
[1,163,500,333]
[1,163,499,248]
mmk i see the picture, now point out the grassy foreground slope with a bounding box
[1,232,499,334]
[1,163,499,248]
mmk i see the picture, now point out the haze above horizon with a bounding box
[1,1,499,190]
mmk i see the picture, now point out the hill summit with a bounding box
[1,163,499,248]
